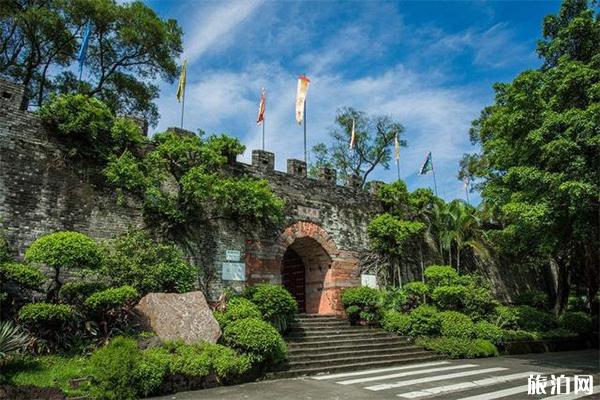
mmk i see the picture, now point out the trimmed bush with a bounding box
[401,282,428,310]
[515,290,549,309]
[539,328,578,340]
[473,321,504,346]
[25,231,101,272]
[424,265,459,287]
[243,284,297,332]
[345,305,361,319]
[18,303,73,326]
[559,312,592,335]
[418,337,498,358]
[493,305,519,329]
[341,286,380,309]
[439,311,474,338]
[0,262,45,290]
[59,281,107,306]
[223,317,286,364]
[408,305,441,337]
[215,297,262,329]
[462,285,497,320]
[501,329,540,342]
[379,287,407,312]
[514,305,557,332]
[85,285,139,313]
[431,285,467,310]
[381,310,411,335]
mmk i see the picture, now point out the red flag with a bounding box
[256,87,266,125]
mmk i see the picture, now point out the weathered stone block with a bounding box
[134,291,221,344]
[252,149,274,171]
[287,159,307,177]
[318,167,337,185]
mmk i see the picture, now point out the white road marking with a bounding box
[365,367,508,391]
[338,364,480,385]
[311,361,451,380]
[456,385,528,400]
[397,371,540,398]
[541,385,600,400]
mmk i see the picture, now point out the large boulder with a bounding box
[134,291,221,344]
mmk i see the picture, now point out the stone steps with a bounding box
[269,314,441,378]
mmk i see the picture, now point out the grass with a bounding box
[1,354,94,397]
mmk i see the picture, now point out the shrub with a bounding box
[18,303,73,327]
[539,328,578,340]
[136,347,171,397]
[110,117,146,151]
[215,297,262,329]
[402,282,428,311]
[0,262,45,290]
[223,317,286,364]
[0,231,9,263]
[341,286,380,309]
[439,311,474,338]
[345,305,361,320]
[90,336,144,400]
[0,321,30,364]
[501,330,540,342]
[567,295,589,312]
[559,312,592,335]
[243,284,297,332]
[85,285,139,313]
[493,305,519,329]
[424,265,459,287]
[59,281,107,306]
[473,321,504,346]
[462,285,497,320]
[418,337,498,358]
[514,305,557,332]
[515,290,549,309]
[379,287,407,312]
[408,305,441,337]
[431,285,467,310]
[381,310,411,335]
[101,230,197,295]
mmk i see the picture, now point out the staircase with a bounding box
[269,314,442,378]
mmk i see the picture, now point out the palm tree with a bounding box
[444,200,490,272]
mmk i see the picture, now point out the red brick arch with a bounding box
[276,221,340,260]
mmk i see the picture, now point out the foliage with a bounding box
[515,290,550,310]
[424,265,460,287]
[104,151,149,195]
[222,317,286,364]
[379,287,408,312]
[493,305,520,330]
[243,284,297,333]
[513,305,557,332]
[25,231,101,272]
[0,262,45,290]
[59,281,107,306]
[417,337,498,359]
[84,285,138,313]
[214,297,262,330]
[431,285,467,311]
[473,321,504,346]
[309,107,406,186]
[558,311,592,335]
[101,230,196,295]
[0,321,30,364]
[539,328,578,340]
[110,117,146,152]
[462,0,600,312]
[0,230,10,263]
[438,311,474,339]
[18,303,73,326]
[341,286,380,309]
[408,305,441,337]
[368,213,425,257]
[501,330,540,342]
[381,310,411,335]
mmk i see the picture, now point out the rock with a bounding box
[134,291,221,344]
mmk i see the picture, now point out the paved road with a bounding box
[150,349,600,400]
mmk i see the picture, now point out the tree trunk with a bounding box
[457,246,461,274]
[553,257,570,315]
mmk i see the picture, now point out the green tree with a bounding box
[462,0,599,313]
[310,107,406,187]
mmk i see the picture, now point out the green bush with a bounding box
[215,297,262,329]
[473,321,503,346]
[0,321,30,363]
[418,337,498,358]
[136,347,171,397]
[515,290,549,309]
[493,305,520,329]
[559,312,592,335]
[18,303,73,326]
[567,295,589,312]
[381,310,411,335]
[341,286,380,308]
[0,262,45,290]
[462,285,497,320]
[243,284,297,332]
[0,232,9,263]
[101,230,197,295]
[439,311,474,338]
[110,117,146,151]
[345,305,361,319]
[59,281,107,306]
[501,329,540,342]
[403,281,429,298]
[25,231,101,272]
[539,328,578,340]
[431,285,467,310]
[84,285,139,313]
[379,287,407,312]
[424,265,460,287]
[39,94,114,152]
[223,317,286,364]
[408,305,441,337]
[514,305,557,332]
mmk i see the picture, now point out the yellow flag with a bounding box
[295,75,310,124]
[176,59,187,103]
[349,118,356,149]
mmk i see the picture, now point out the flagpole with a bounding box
[465,182,470,205]
[303,99,307,163]
[180,84,185,130]
[431,154,439,197]
[396,159,400,182]
[262,117,265,150]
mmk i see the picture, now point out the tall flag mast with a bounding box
[463,176,471,205]
[296,75,310,163]
[394,132,400,181]
[176,59,187,129]
[77,22,92,81]
[257,87,266,150]
[419,151,438,197]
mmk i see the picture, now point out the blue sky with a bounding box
[147,0,561,204]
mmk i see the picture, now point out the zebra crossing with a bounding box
[311,360,599,400]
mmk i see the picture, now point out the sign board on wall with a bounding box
[297,205,320,220]
[222,262,245,281]
[225,250,241,261]
[361,274,378,288]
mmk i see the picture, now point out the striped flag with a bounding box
[257,87,266,125]
[77,22,92,78]
[176,59,187,103]
[349,118,356,149]
[419,151,433,175]
[295,75,310,124]
[394,133,400,164]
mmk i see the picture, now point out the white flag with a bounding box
[295,75,310,124]
[349,118,356,149]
